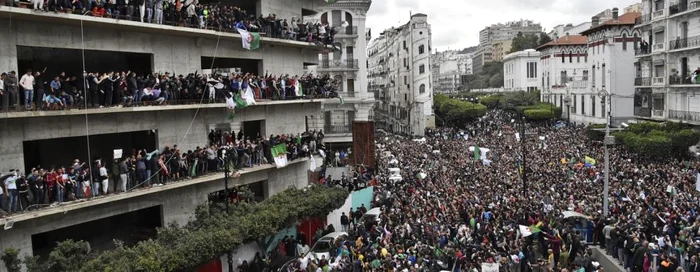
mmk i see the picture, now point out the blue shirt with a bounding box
[50,80,61,92]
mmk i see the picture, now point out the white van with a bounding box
[307,232,349,261]
[359,207,382,226]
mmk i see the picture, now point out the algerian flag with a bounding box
[237,28,260,50]
[271,144,288,168]
[298,83,304,97]
[309,155,316,171]
[226,93,236,120]
[416,172,427,179]
[519,224,541,237]
[338,95,345,105]
[294,81,302,97]
[473,146,481,160]
[243,84,257,105]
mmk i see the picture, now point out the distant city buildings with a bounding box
[474,19,543,73]
[431,50,473,94]
[547,22,592,40]
[368,14,434,136]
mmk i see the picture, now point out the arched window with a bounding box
[561,51,565,63]
[577,50,581,63]
[622,33,628,50]
[569,51,573,63]
[419,84,426,94]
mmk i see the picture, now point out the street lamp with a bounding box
[597,89,613,217]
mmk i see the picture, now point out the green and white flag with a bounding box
[271,144,288,168]
[237,28,260,50]
[325,0,337,3]
[338,95,345,105]
[225,93,248,121]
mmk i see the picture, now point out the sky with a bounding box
[365,0,639,52]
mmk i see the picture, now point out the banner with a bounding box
[482,263,499,272]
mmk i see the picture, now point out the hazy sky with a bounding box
[365,0,640,51]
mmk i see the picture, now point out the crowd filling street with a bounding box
[0,70,341,111]
[265,110,700,272]
[0,129,325,214]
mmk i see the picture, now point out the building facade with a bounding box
[633,0,700,125]
[304,0,374,145]
[547,22,592,40]
[475,19,542,74]
[537,34,590,120]
[574,9,639,125]
[492,40,513,62]
[503,49,541,92]
[368,14,434,136]
[431,50,472,93]
[0,1,327,271]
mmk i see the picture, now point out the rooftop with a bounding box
[537,35,588,50]
[580,12,640,35]
[503,49,541,61]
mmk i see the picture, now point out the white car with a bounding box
[307,232,349,261]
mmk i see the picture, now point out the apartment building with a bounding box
[633,0,700,125]
[548,22,592,40]
[368,14,434,136]
[537,33,590,120]
[475,19,542,73]
[503,49,541,92]
[431,50,472,93]
[492,40,513,62]
[304,0,374,145]
[577,8,639,125]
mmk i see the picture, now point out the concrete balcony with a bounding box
[324,124,352,134]
[0,6,321,50]
[652,77,666,86]
[668,35,700,51]
[652,9,666,20]
[635,48,652,56]
[0,99,325,120]
[635,77,652,86]
[652,43,666,53]
[668,110,700,123]
[669,0,700,16]
[668,76,697,85]
[318,59,359,71]
[335,26,358,39]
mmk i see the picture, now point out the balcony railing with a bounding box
[668,110,700,122]
[652,109,665,118]
[652,43,666,52]
[652,77,666,85]
[635,48,652,56]
[652,9,665,19]
[669,76,695,85]
[635,106,652,117]
[669,35,700,50]
[319,59,359,70]
[670,0,700,15]
[324,125,352,134]
[635,13,652,25]
[635,77,652,86]
[336,26,358,36]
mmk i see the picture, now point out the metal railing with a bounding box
[324,125,352,134]
[652,43,665,52]
[635,106,652,117]
[635,13,652,25]
[668,76,694,85]
[652,109,665,118]
[336,26,358,36]
[652,9,665,19]
[668,110,700,122]
[670,0,700,15]
[652,77,666,85]
[668,35,700,50]
[319,59,359,69]
[635,48,652,56]
[635,77,652,86]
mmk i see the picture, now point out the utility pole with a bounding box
[224,151,234,272]
[599,90,612,217]
[521,116,527,193]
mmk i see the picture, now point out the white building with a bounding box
[536,33,590,114]
[633,0,700,125]
[368,14,434,136]
[503,49,541,92]
[304,0,374,145]
[572,8,639,125]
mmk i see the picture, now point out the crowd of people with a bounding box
[4,0,341,45]
[0,129,324,215]
[271,109,699,272]
[0,70,341,112]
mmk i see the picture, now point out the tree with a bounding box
[1,248,22,272]
[489,73,504,88]
[434,94,487,127]
[614,122,700,158]
[509,32,552,53]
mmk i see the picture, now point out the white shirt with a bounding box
[99,167,108,179]
[0,78,4,91]
[5,175,18,190]
[20,74,34,90]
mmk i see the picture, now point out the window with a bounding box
[602,64,606,87]
[403,58,407,67]
[592,65,596,87]
[419,45,425,54]
[581,95,586,115]
[419,64,425,74]
[404,76,407,84]
[404,94,407,101]
[577,53,581,63]
[403,41,407,49]
[527,87,537,93]
[622,33,628,50]
[592,98,596,117]
[561,52,565,63]
[526,62,537,79]
[569,52,573,63]
[584,54,588,62]
[583,70,589,81]
[561,71,568,84]
[419,84,426,94]
[601,97,606,118]
[633,34,639,50]
[573,95,577,113]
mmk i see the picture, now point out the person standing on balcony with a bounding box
[34,70,47,110]
[20,69,35,110]
[153,0,163,24]
[144,0,152,23]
